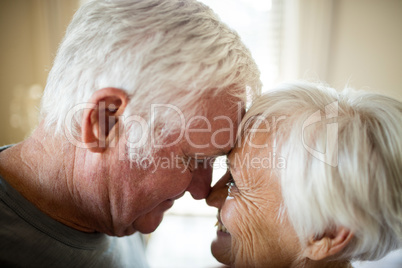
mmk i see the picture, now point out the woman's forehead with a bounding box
[228,134,277,181]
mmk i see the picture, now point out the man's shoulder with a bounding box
[0,145,148,267]
[0,182,148,267]
[0,193,148,267]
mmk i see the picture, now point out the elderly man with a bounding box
[0,0,260,266]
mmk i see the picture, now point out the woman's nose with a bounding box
[206,171,230,209]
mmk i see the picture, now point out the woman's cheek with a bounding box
[222,193,254,232]
[230,221,257,267]
[222,197,255,261]
[220,196,240,231]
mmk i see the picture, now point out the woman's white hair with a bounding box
[40,0,261,159]
[242,81,402,261]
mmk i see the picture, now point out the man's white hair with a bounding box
[242,82,402,261]
[40,0,261,158]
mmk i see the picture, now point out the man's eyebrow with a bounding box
[223,148,234,173]
[188,148,233,158]
[227,156,234,173]
[213,148,233,159]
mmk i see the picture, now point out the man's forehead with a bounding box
[204,93,245,115]
[179,90,245,156]
[186,146,232,158]
[182,114,240,156]
[191,94,245,126]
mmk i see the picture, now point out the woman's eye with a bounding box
[226,176,235,187]
[226,175,237,195]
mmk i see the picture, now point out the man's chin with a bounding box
[134,214,164,234]
[133,201,174,234]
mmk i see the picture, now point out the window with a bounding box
[199,0,284,92]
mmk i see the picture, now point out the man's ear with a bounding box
[303,227,354,261]
[82,88,128,153]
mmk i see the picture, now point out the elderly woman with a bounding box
[207,82,402,267]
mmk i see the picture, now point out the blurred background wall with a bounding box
[0,0,78,145]
[280,0,402,100]
[328,0,401,97]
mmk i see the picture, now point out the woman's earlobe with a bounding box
[81,88,128,153]
[303,227,354,261]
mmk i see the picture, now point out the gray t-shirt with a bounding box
[0,145,148,267]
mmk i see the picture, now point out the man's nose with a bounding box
[185,164,213,200]
[206,172,230,208]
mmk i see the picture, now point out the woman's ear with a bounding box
[303,227,354,261]
[81,88,128,153]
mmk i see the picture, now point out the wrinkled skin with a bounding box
[75,90,244,236]
[207,132,303,267]
[0,90,244,237]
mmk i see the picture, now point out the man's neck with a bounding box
[0,125,102,233]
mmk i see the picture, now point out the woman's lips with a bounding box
[216,211,230,234]
[216,221,230,233]
[211,210,232,266]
